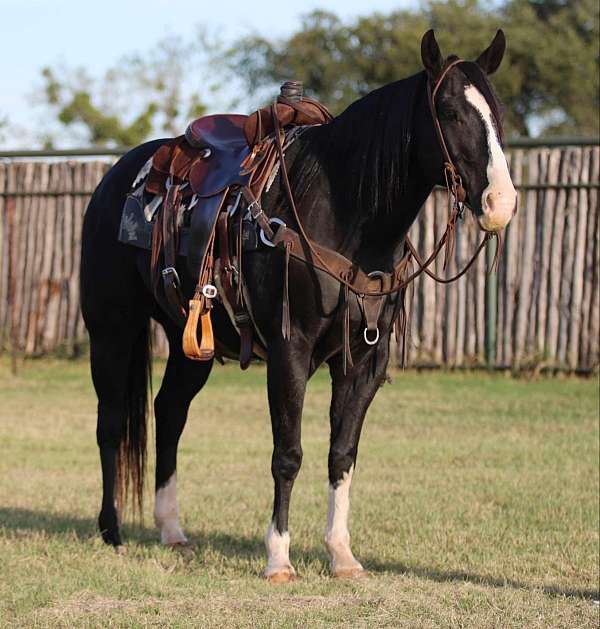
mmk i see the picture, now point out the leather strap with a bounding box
[427,59,467,204]
[217,211,254,369]
[158,183,187,325]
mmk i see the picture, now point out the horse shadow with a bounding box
[364,557,599,601]
[1,506,597,601]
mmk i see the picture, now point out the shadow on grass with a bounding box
[364,557,599,602]
[0,506,302,561]
[1,507,597,601]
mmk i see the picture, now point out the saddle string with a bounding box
[282,241,292,341]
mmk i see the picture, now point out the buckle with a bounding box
[247,199,263,219]
[162,266,181,287]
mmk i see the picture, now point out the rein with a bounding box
[269,62,496,299]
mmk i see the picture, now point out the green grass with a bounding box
[0,357,598,628]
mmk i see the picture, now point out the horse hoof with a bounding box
[333,566,368,579]
[266,570,296,584]
[100,526,122,547]
[166,541,194,558]
[114,545,127,556]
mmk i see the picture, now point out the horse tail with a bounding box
[116,322,152,517]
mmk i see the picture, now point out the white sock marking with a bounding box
[264,521,295,577]
[325,465,363,574]
[464,85,516,231]
[154,472,187,545]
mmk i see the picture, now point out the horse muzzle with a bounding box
[477,188,518,232]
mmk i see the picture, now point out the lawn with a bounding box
[0,357,598,628]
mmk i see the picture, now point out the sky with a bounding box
[0,0,415,148]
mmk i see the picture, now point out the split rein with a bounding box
[269,62,502,301]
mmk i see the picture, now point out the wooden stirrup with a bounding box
[182,297,215,361]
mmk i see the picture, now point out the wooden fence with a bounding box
[0,143,598,370]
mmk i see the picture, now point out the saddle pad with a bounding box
[118,182,191,256]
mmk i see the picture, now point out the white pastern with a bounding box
[464,85,517,232]
[264,521,296,578]
[154,472,188,545]
[325,465,364,576]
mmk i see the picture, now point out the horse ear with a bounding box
[476,30,506,75]
[421,30,443,78]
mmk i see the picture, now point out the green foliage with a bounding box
[502,0,599,135]
[228,0,599,137]
[39,34,219,147]
[37,2,598,144]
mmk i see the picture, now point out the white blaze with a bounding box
[464,84,517,232]
[154,473,188,545]
[264,521,295,578]
[325,465,364,575]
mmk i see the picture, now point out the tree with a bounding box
[38,33,221,147]
[227,1,599,137]
[501,0,599,135]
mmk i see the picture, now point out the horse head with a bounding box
[421,29,517,233]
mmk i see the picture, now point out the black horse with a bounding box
[81,30,516,581]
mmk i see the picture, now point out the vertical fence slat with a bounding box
[433,190,446,364]
[568,148,590,368]
[586,148,600,369]
[557,149,582,365]
[535,149,557,357]
[0,164,7,348]
[546,150,569,363]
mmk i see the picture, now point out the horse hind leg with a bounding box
[325,341,390,578]
[91,320,151,547]
[153,318,213,548]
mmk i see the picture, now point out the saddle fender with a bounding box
[185,190,229,284]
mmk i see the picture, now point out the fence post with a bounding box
[485,237,498,368]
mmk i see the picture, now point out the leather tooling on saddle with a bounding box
[118,81,333,367]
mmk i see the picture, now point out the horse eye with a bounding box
[440,109,460,123]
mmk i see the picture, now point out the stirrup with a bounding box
[183,297,215,361]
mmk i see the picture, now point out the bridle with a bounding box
[269,60,497,299]
[427,58,467,206]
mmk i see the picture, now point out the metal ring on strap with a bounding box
[202,284,217,299]
[260,218,286,247]
[363,327,380,345]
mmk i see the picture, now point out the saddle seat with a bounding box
[185,114,252,198]
[185,114,249,152]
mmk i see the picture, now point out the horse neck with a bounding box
[287,127,436,272]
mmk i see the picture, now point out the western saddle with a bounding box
[145,81,333,368]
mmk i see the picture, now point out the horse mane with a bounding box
[285,61,503,218]
[288,71,427,219]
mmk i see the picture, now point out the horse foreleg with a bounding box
[325,340,390,578]
[154,320,213,547]
[264,339,310,582]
